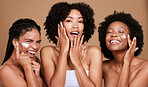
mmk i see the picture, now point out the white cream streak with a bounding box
[22,42,29,48]
[122,34,126,39]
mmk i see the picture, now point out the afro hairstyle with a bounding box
[98,11,143,60]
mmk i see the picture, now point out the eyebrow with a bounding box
[108,27,126,30]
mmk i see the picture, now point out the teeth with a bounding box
[70,32,79,35]
[111,40,120,43]
[28,51,36,54]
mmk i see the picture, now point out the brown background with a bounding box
[0,1,147,85]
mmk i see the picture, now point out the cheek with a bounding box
[64,23,72,29]
[121,34,127,39]
[22,42,29,48]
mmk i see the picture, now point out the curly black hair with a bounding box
[44,2,95,44]
[98,11,144,60]
[2,18,41,65]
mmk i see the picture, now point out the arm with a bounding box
[41,22,69,87]
[76,47,102,87]
[41,46,68,87]
[117,36,139,87]
[70,35,103,87]
[15,42,40,87]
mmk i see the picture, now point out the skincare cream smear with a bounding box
[122,34,126,39]
[22,42,29,48]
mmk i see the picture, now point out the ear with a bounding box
[12,38,18,47]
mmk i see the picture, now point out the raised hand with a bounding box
[15,42,31,68]
[56,22,69,52]
[124,35,138,65]
[31,60,41,78]
[70,34,87,65]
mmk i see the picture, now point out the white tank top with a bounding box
[65,70,89,87]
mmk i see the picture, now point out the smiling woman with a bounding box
[98,11,148,87]
[0,18,47,87]
[41,2,102,87]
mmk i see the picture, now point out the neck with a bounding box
[112,50,127,68]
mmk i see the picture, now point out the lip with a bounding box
[26,50,37,58]
[70,30,79,37]
[109,39,121,44]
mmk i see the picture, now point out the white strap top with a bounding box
[65,70,89,87]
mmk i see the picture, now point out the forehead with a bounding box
[68,9,83,17]
[19,29,40,40]
[108,21,129,30]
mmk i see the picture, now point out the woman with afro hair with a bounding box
[98,11,148,87]
[41,2,102,87]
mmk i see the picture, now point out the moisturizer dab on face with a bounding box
[22,42,29,48]
[122,34,126,39]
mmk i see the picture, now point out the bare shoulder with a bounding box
[140,59,148,71]
[41,45,56,54]
[86,45,101,54]
[0,65,25,86]
[85,45,102,62]
[40,45,57,60]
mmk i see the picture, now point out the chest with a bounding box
[103,65,142,87]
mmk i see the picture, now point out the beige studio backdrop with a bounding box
[0,0,148,65]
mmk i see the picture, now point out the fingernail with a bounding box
[128,35,130,38]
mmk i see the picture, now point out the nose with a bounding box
[111,32,118,37]
[31,42,38,49]
[72,21,78,29]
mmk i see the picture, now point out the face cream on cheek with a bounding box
[122,34,126,39]
[22,42,29,48]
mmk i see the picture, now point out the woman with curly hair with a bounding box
[0,18,47,87]
[98,11,148,87]
[41,2,102,87]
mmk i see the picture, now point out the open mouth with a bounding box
[110,40,120,44]
[70,32,79,35]
[26,51,36,58]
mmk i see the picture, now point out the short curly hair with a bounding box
[98,11,144,60]
[44,2,95,44]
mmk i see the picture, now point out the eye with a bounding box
[119,30,124,33]
[36,40,41,44]
[66,20,72,23]
[78,21,83,23]
[107,31,112,34]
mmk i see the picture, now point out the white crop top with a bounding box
[65,70,89,87]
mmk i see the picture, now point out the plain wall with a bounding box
[0,1,148,86]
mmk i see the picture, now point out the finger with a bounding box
[74,36,77,48]
[31,61,40,66]
[55,36,59,46]
[15,42,19,59]
[131,37,137,52]
[82,46,87,55]
[128,35,132,47]
[80,35,84,47]
[58,24,60,37]
[71,39,74,48]
[77,34,81,47]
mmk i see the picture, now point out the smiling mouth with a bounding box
[110,40,120,44]
[70,32,79,35]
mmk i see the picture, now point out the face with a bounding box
[106,21,130,52]
[63,9,84,41]
[17,29,41,58]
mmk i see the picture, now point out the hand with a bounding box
[70,35,87,65]
[15,42,32,68]
[56,22,69,52]
[124,35,138,65]
[31,60,41,78]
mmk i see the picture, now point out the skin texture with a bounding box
[41,9,102,87]
[102,21,148,87]
[0,29,46,87]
